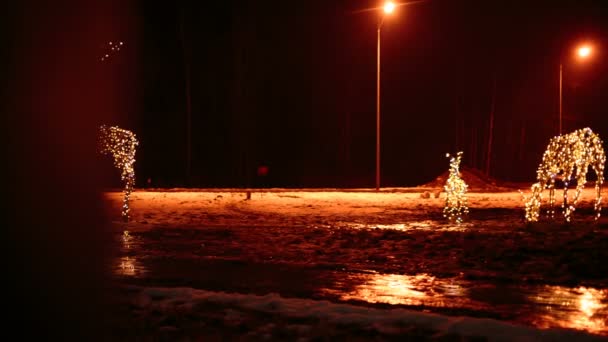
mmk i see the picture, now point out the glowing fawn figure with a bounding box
[444,152,469,223]
[524,127,605,222]
[98,125,139,221]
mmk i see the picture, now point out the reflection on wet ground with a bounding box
[114,230,147,277]
[323,272,472,307]
[116,256,144,276]
[338,208,521,232]
[324,272,607,335]
[344,221,470,232]
[112,228,608,336]
[530,285,607,334]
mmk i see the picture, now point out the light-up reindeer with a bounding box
[524,127,605,222]
[444,151,469,223]
[98,125,139,221]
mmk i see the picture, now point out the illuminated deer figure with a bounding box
[524,127,605,222]
[444,151,469,223]
[98,125,139,221]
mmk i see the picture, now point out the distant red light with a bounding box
[257,166,269,177]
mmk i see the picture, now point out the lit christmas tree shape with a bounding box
[98,125,139,221]
[524,127,605,222]
[443,152,469,223]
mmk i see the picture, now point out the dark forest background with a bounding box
[98,0,608,188]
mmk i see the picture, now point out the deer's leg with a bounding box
[548,179,555,219]
[594,165,604,220]
[122,169,135,222]
[562,179,570,222]
[526,182,543,222]
[567,182,585,223]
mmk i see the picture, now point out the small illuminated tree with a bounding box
[98,125,139,221]
[524,127,605,222]
[444,152,469,223]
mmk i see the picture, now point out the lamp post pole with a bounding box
[559,62,563,135]
[376,1,394,191]
[376,24,381,191]
[559,44,593,135]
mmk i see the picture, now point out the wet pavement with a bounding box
[113,225,608,336]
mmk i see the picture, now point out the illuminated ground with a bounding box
[105,188,608,340]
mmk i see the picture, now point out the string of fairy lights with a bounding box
[443,152,469,223]
[98,125,139,221]
[523,127,605,222]
[100,41,124,62]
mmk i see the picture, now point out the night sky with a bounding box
[19,0,608,188]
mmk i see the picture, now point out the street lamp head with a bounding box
[577,45,592,59]
[383,1,396,14]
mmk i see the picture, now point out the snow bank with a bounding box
[133,286,607,341]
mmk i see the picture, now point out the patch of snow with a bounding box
[132,286,607,341]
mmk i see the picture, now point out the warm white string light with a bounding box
[98,125,139,221]
[443,151,469,223]
[100,41,124,62]
[524,127,605,222]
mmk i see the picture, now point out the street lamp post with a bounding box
[559,44,593,135]
[376,1,395,191]
[559,62,562,134]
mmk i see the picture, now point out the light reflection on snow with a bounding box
[325,272,472,308]
[117,256,143,276]
[345,221,470,232]
[324,272,607,335]
[116,231,144,276]
[529,286,607,334]
[122,230,132,249]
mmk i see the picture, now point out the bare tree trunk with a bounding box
[471,124,478,168]
[179,6,192,185]
[454,96,461,150]
[519,122,526,163]
[485,74,496,176]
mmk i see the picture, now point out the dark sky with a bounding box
[46,0,608,187]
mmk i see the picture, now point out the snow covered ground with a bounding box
[108,285,605,341]
[106,186,604,230]
[104,187,608,340]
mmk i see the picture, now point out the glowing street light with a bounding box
[559,43,594,134]
[376,2,396,191]
[383,1,396,14]
[577,45,592,58]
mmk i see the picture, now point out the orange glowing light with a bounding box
[529,286,607,334]
[577,45,592,59]
[383,1,396,14]
[322,273,467,307]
